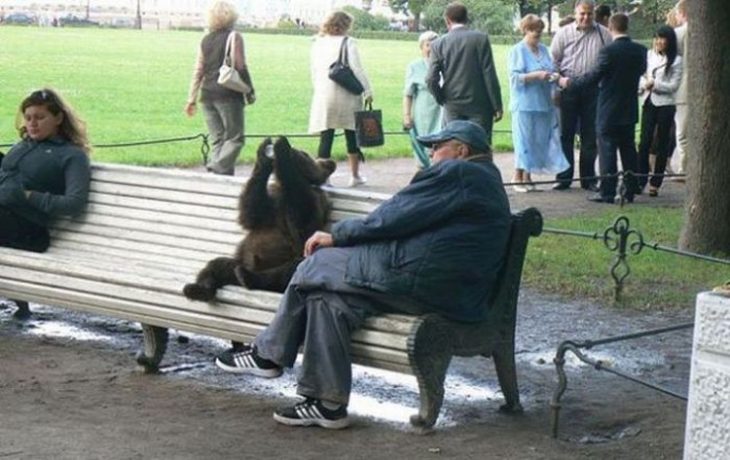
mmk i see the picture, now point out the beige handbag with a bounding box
[217,31,252,95]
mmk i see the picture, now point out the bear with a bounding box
[183,136,336,301]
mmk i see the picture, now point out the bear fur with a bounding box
[183,136,336,301]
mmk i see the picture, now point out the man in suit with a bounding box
[559,13,647,203]
[551,0,612,191]
[426,2,502,147]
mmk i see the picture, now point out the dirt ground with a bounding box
[0,153,693,460]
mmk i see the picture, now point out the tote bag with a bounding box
[355,102,384,147]
[328,37,364,95]
[218,31,252,95]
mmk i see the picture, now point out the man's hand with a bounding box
[493,110,503,122]
[304,231,334,257]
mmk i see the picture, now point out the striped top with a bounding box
[550,22,612,78]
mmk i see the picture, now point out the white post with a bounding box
[684,291,730,459]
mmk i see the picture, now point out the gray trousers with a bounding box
[202,98,244,175]
[254,247,428,405]
[442,109,494,148]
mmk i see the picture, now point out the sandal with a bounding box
[649,187,658,197]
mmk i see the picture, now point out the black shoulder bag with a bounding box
[328,37,365,95]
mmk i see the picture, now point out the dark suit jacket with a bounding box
[426,27,502,117]
[571,36,647,130]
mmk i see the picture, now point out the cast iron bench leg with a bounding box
[492,340,523,413]
[408,317,452,430]
[12,300,31,320]
[136,324,169,373]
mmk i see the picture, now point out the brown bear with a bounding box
[183,136,336,300]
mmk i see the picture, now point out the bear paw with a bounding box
[182,283,216,302]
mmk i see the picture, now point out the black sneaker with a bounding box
[273,398,350,430]
[215,344,282,378]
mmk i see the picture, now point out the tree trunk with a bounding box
[678,0,730,255]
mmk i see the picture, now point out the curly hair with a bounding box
[208,1,238,32]
[16,88,90,154]
[319,11,352,36]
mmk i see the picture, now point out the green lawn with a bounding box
[526,207,730,310]
[0,26,514,166]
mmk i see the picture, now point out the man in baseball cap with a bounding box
[417,119,492,162]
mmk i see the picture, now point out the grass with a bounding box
[525,207,730,310]
[0,26,515,166]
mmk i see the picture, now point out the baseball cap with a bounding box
[416,120,489,153]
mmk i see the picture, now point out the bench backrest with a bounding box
[47,163,390,271]
[487,207,543,333]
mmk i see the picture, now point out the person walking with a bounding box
[559,13,646,204]
[426,2,502,147]
[508,14,568,192]
[402,31,441,170]
[213,120,510,429]
[551,0,612,191]
[672,0,688,179]
[185,1,255,176]
[637,26,682,197]
[309,11,372,187]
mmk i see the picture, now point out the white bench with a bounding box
[0,163,541,429]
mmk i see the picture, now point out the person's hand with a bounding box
[24,190,31,198]
[493,110,503,122]
[304,231,334,257]
[558,76,571,89]
[245,92,256,105]
[403,114,413,130]
[184,102,197,117]
[535,70,550,81]
[644,79,654,91]
[364,95,373,106]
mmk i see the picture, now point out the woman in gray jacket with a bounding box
[0,88,90,253]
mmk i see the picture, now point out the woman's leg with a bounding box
[215,98,245,176]
[650,105,677,189]
[201,101,225,173]
[0,207,49,253]
[318,129,335,159]
[344,130,366,186]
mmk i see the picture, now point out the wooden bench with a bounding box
[0,163,542,429]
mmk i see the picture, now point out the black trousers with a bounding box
[638,99,676,189]
[557,85,599,188]
[597,124,639,200]
[317,129,360,159]
[0,207,50,253]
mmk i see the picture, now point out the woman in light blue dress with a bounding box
[508,14,568,192]
[402,31,441,169]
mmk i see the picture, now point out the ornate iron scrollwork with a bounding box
[602,216,644,300]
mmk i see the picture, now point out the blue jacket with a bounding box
[332,155,510,322]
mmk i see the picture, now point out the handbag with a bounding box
[328,37,364,95]
[217,31,252,96]
[355,102,384,148]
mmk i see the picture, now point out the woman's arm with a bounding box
[347,37,373,100]
[652,58,682,95]
[26,151,90,217]
[185,45,204,116]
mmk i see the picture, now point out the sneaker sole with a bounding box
[273,412,350,430]
[214,358,282,378]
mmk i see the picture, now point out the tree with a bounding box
[422,0,515,35]
[678,0,730,255]
[343,6,389,31]
[390,0,429,31]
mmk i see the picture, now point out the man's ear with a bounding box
[457,144,471,159]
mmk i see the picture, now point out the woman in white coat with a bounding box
[309,11,373,187]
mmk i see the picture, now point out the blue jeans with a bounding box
[202,98,244,175]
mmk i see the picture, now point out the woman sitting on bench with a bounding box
[0,88,91,253]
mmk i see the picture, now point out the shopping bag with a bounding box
[355,102,384,148]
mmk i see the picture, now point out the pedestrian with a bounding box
[213,120,511,429]
[637,26,682,197]
[559,13,646,204]
[672,0,688,179]
[185,1,255,176]
[508,14,568,192]
[402,30,441,169]
[426,2,503,147]
[309,10,373,187]
[551,0,612,191]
